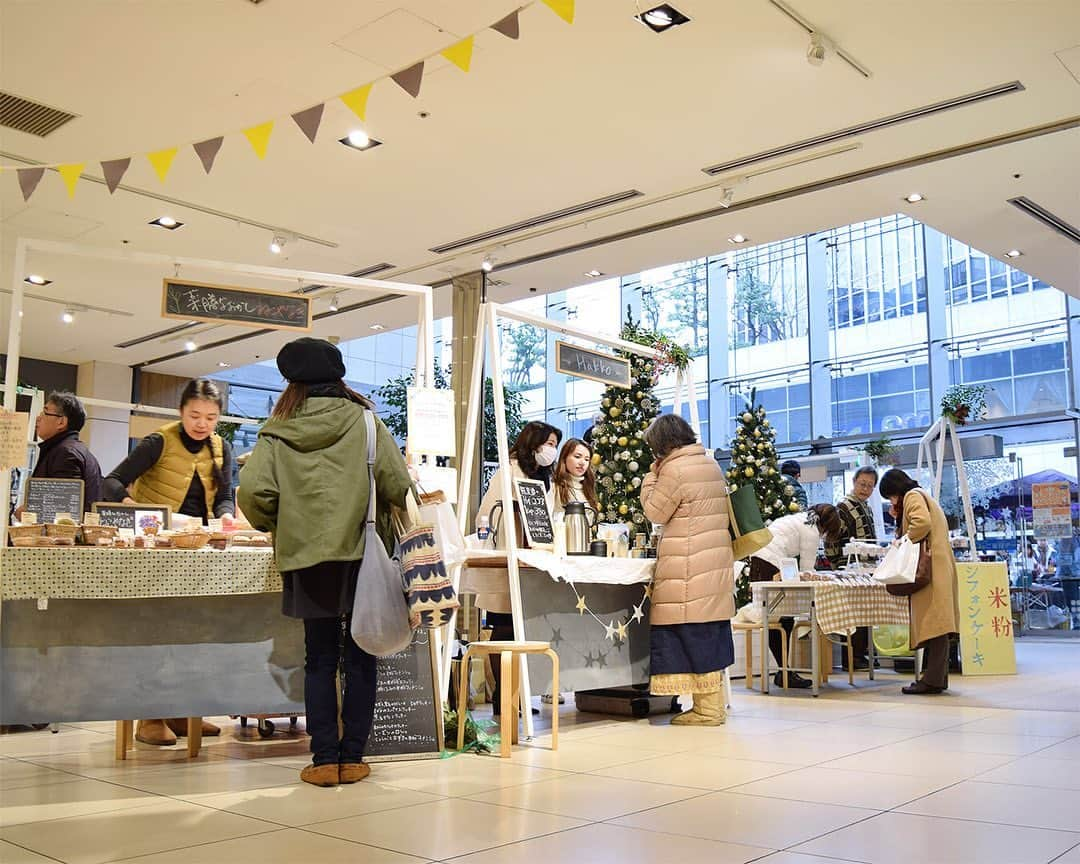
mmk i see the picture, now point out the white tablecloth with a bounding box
[460,549,654,590]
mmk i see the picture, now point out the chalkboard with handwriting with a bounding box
[366,631,442,761]
[555,340,631,389]
[515,478,554,548]
[25,478,84,524]
[162,279,312,332]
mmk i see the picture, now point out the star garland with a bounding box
[566,580,651,644]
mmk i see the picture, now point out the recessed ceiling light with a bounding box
[585,269,604,278]
[270,234,286,254]
[636,3,690,32]
[728,234,748,244]
[24,274,51,286]
[150,215,184,229]
[370,323,386,331]
[339,132,382,151]
[184,340,198,352]
[1004,249,1023,258]
[217,361,230,368]
[904,193,925,203]
[61,308,75,324]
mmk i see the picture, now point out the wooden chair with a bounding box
[114,718,204,760]
[457,640,559,758]
[732,619,790,692]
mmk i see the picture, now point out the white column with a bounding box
[77,362,133,483]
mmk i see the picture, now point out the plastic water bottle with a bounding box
[476,514,490,543]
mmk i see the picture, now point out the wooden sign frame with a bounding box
[25,477,84,524]
[91,502,172,532]
[365,632,444,762]
[161,278,312,332]
[515,478,554,548]
[555,340,632,389]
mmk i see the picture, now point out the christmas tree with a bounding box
[726,390,800,605]
[593,309,690,539]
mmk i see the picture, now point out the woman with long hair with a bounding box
[879,468,959,694]
[239,338,414,785]
[103,378,235,746]
[552,437,599,518]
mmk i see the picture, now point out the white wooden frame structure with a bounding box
[447,300,699,736]
[2,236,440,670]
[915,417,978,555]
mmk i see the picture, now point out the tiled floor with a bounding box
[2,643,1079,864]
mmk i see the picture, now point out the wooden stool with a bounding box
[732,619,789,692]
[114,717,204,760]
[457,640,558,758]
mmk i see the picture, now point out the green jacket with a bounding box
[237,398,414,574]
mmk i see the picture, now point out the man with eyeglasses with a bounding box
[15,392,102,518]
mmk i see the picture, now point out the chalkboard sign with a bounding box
[91,503,171,532]
[25,478,84,524]
[555,341,631,389]
[515,479,554,548]
[366,631,443,761]
[162,279,312,332]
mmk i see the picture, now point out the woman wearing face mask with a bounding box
[476,421,562,714]
[552,437,599,520]
[102,378,235,746]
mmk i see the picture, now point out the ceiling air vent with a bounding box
[0,91,78,138]
[429,189,643,254]
[1007,197,1080,246]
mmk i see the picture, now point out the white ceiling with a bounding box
[1,0,1078,378]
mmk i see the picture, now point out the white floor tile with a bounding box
[753,853,869,864]
[898,780,1080,831]
[507,739,667,772]
[794,811,1080,864]
[0,839,62,864]
[373,754,563,797]
[729,765,955,810]
[819,741,1013,782]
[0,758,81,792]
[0,777,160,828]
[1025,735,1080,761]
[591,752,795,790]
[975,755,1080,791]
[1053,841,1080,864]
[952,710,1080,738]
[107,759,300,798]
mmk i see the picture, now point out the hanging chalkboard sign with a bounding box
[162,279,312,332]
[555,341,631,389]
[366,631,443,761]
[515,478,554,548]
[91,503,172,532]
[24,478,84,524]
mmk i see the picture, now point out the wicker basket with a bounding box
[81,525,119,546]
[171,532,211,550]
[45,523,80,540]
[9,524,45,541]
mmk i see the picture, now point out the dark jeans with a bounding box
[486,611,515,713]
[303,616,377,766]
[919,633,950,689]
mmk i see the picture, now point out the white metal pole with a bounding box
[948,419,979,555]
[1,238,28,624]
[934,422,948,499]
[486,303,534,738]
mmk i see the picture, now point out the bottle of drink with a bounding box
[476,513,490,543]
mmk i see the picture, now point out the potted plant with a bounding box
[941,384,988,426]
[863,434,900,466]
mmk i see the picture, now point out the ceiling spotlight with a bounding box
[806,31,833,66]
[728,234,748,244]
[480,255,495,273]
[585,269,604,278]
[636,3,690,33]
[904,193,925,204]
[370,323,386,331]
[61,308,75,324]
[719,187,735,208]
[150,215,184,230]
[328,294,340,312]
[184,340,198,353]
[1004,249,1023,258]
[24,274,51,286]
[339,130,382,151]
[217,361,231,368]
[270,234,286,254]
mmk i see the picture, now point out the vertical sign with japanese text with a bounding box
[957,561,1016,675]
[1032,481,1072,540]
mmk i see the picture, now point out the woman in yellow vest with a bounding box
[103,378,235,746]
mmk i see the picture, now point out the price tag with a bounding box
[21,512,38,525]
[54,512,72,524]
[83,512,101,526]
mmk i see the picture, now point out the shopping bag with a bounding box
[351,411,414,657]
[398,494,460,628]
[872,536,919,585]
[727,485,773,560]
[420,492,468,570]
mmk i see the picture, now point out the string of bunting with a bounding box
[3,0,576,202]
[567,580,652,644]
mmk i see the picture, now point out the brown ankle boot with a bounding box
[136,719,177,746]
[300,763,340,787]
[339,762,370,784]
[165,718,221,737]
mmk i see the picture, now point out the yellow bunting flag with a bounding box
[57,163,85,198]
[340,84,373,121]
[441,36,474,72]
[147,147,178,183]
[542,0,575,24]
[243,121,274,159]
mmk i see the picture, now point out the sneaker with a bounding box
[773,671,813,689]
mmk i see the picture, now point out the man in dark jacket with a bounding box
[18,392,102,515]
[781,460,808,510]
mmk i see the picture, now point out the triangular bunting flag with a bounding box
[147,147,178,183]
[17,167,44,202]
[541,0,575,24]
[57,163,85,198]
[391,62,424,98]
[243,121,274,159]
[193,137,224,174]
[341,84,373,121]
[291,103,325,144]
[441,36,474,72]
[100,158,131,194]
[492,10,520,39]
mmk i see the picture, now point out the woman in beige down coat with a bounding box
[640,414,734,726]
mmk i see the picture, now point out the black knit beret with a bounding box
[276,337,346,384]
